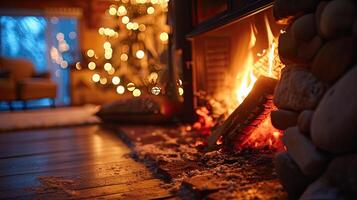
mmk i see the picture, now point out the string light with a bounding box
[147,7,155,14]
[108,68,115,75]
[88,62,96,70]
[136,50,145,59]
[127,83,135,91]
[75,62,81,70]
[92,73,100,82]
[120,53,128,61]
[159,32,169,41]
[117,6,127,16]
[109,6,117,16]
[103,42,111,49]
[122,16,130,24]
[178,87,184,96]
[151,86,161,95]
[133,89,141,97]
[104,63,112,71]
[112,76,121,85]
[100,77,108,85]
[116,85,125,94]
[87,49,95,57]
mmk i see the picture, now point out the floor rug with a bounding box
[0,105,101,132]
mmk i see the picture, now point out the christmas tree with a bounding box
[79,0,182,98]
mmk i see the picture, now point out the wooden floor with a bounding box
[0,125,175,200]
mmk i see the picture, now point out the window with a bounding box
[0,14,80,108]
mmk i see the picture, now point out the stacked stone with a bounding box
[271,0,357,199]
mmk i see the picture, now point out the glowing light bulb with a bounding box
[103,42,111,49]
[88,62,96,70]
[116,85,125,94]
[112,76,120,85]
[108,68,115,75]
[151,86,161,95]
[126,22,134,30]
[98,28,104,35]
[132,22,139,30]
[105,53,112,59]
[104,63,112,71]
[147,7,155,14]
[159,32,169,41]
[148,72,158,82]
[120,53,128,61]
[178,87,184,96]
[133,89,141,97]
[117,6,127,16]
[109,6,117,15]
[100,78,107,85]
[92,73,100,82]
[122,16,130,24]
[136,50,145,59]
[87,49,95,57]
[75,62,81,70]
[127,83,135,91]
[139,24,146,32]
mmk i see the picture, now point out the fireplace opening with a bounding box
[189,6,286,151]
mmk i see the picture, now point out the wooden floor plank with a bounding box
[0,125,175,199]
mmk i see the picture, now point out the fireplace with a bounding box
[187,2,286,151]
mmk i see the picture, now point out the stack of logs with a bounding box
[271,0,357,199]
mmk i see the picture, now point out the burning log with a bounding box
[206,76,278,151]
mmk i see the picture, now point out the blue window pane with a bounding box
[0,15,80,108]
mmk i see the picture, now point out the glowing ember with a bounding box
[235,115,284,151]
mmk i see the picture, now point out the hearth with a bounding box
[188,2,286,151]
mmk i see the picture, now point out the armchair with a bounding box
[0,57,57,109]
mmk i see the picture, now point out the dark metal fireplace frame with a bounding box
[188,0,274,38]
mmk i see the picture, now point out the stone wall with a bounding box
[271,0,357,199]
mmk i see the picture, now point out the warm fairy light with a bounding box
[148,72,158,82]
[178,79,183,85]
[60,61,68,68]
[105,48,113,54]
[178,87,184,96]
[132,88,141,97]
[88,62,96,70]
[132,22,139,30]
[87,49,95,57]
[117,6,127,16]
[122,16,130,24]
[56,32,64,41]
[127,82,135,91]
[147,6,155,14]
[126,22,134,30]
[103,42,111,49]
[92,73,100,82]
[98,28,104,35]
[151,86,161,95]
[112,76,121,85]
[108,67,115,75]
[100,77,107,85]
[105,53,112,59]
[139,24,146,31]
[109,6,117,16]
[75,62,81,70]
[159,32,169,41]
[136,50,145,59]
[151,0,158,4]
[104,63,112,71]
[120,53,128,61]
[122,0,129,3]
[116,85,125,94]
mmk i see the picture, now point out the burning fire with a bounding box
[234,15,281,108]
[190,13,285,151]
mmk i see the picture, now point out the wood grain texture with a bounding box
[0,125,174,199]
